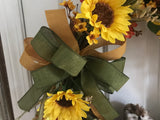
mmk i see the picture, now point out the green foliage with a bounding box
[147,21,160,34]
[123,0,137,6]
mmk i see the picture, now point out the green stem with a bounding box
[15,111,27,120]
[16,86,57,120]
[38,86,58,120]
[15,99,43,120]
[38,94,47,120]
[71,77,82,91]
[130,18,145,22]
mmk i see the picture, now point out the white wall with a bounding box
[22,0,59,37]
[110,22,160,119]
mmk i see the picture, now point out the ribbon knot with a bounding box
[31,27,87,76]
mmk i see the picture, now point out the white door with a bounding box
[1,0,160,119]
[109,22,160,119]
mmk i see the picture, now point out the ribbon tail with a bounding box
[81,69,119,120]
[18,64,69,111]
[86,57,129,91]
[18,85,48,111]
[111,57,126,72]
[97,57,128,93]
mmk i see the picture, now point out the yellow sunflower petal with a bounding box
[79,110,88,118]
[75,94,83,99]
[116,6,133,14]
[86,36,93,45]
[81,1,90,13]
[107,28,125,41]
[59,0,67,6]
[57,91,64,95]
[66,89,73,94]
[108,0,126,8]
[76,13,87,19]
[78,102,90,111]
[47,93,53,97]
[53,104,61,120]
[157,30,160,35]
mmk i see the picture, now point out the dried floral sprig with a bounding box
[125,22,142,39]
[131,0,160,23]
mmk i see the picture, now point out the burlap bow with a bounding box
[18,9,129,120]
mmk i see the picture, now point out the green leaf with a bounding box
[123,0,137,6]
[38,94,47,120]
[147,21,160,34]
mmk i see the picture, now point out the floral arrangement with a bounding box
[17,0,160,120]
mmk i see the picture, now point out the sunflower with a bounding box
[74,22,87,32]
[60,0,75,10]
[76,0,133,43]
[146,1,157,8]
[43,89,90,120]
[86,29,100,45]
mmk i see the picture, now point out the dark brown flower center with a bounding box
[90,35,95,39]
[92,2,114,28]
[56,96,72,107]
[79,25,83,29]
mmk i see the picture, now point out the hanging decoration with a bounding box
[17,0,160,120]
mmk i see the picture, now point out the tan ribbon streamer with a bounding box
[80,38,126,60]
[90,104,105,120]
[45,9,80,53]
[20,9,126,71]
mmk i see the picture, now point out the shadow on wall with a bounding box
[111,101,125,120]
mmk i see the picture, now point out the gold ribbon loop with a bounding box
[80,38,126,60]
[20,38,49,71]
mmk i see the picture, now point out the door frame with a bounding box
[0,0,34,119]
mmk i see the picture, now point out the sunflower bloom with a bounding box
[86,29,100,45]
[59,0,68,7]
[43,89,90,120]
[60,0,75,10]
[74,22,87,32]
[146,1,157,8]
[68,2,75,10]
[76,0,133,43]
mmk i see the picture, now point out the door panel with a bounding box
[0,0,37,119]
[22,0,59,37]
[22,1,160,119]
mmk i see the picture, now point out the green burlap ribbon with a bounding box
[18,27,129,120]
